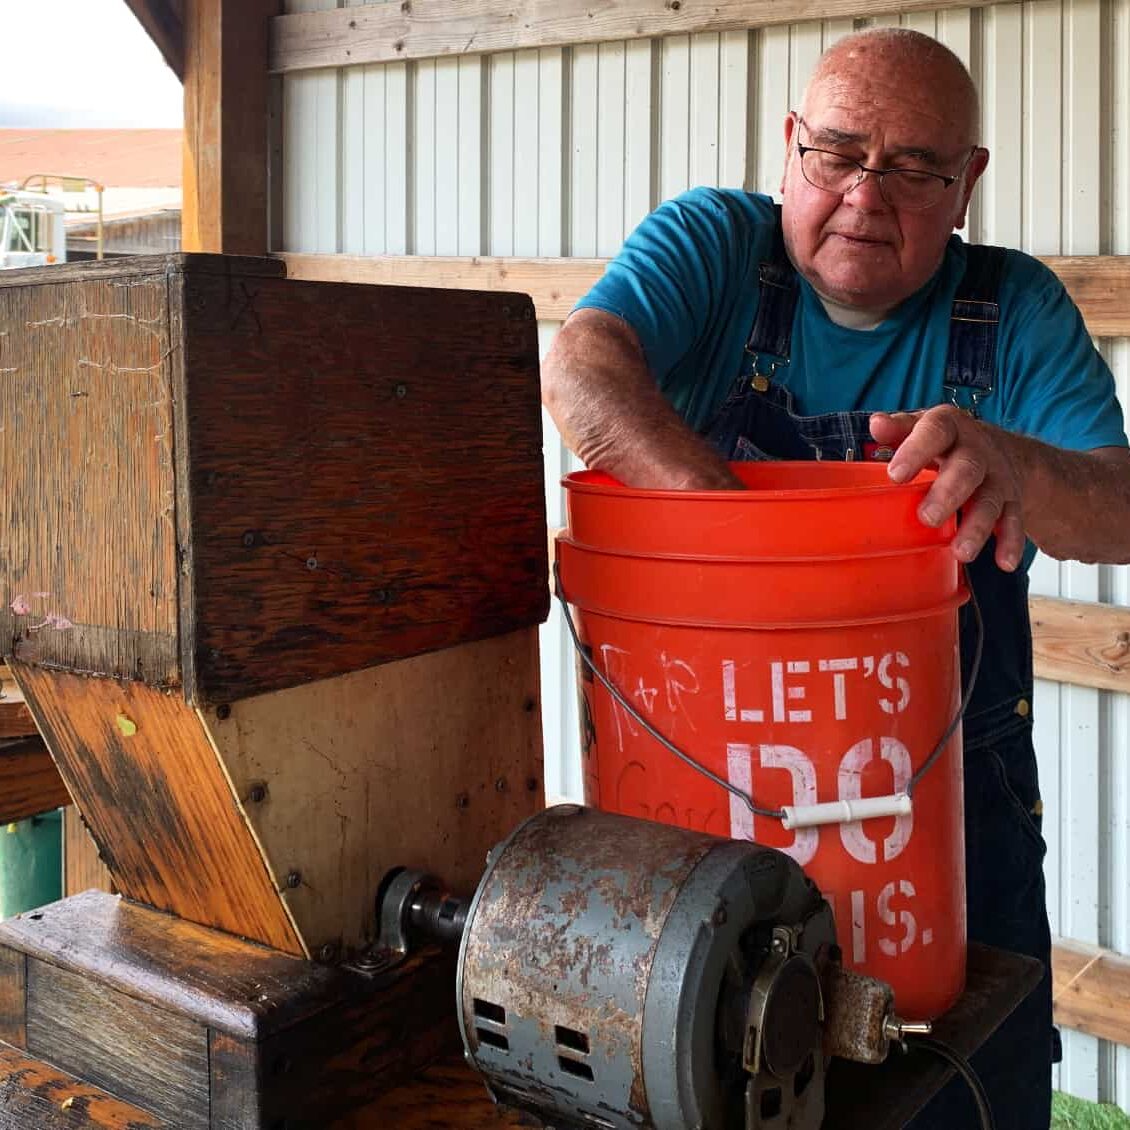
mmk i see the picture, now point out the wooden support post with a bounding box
[183,0,279,254]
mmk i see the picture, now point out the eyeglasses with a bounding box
[794,121,978,212]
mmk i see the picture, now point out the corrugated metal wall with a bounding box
[279,0,1130,1106]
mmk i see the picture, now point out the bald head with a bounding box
[802,29,980,147]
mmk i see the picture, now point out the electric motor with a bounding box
[455,805,836,1130]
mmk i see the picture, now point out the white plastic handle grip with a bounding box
[781,793,913,830]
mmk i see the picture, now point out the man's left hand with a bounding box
[870,407,1026,572]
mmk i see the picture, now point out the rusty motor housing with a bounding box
[456,805,836,1130]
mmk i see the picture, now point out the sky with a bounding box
[1,0,183,128]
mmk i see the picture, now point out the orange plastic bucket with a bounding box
[558,462,968,1019]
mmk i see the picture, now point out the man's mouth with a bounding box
[828,231,890,246]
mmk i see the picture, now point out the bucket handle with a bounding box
[553,562,982,824]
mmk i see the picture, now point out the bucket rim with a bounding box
[555,590,969,631]
[561,463,937,500]
[556,536,952,566]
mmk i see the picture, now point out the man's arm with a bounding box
[873,407,1130,570]
[541,308,741,490]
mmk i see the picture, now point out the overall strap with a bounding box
[744,204,800,361]
[945,243,1008,415]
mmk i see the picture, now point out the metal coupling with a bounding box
[882,1015,934,1043]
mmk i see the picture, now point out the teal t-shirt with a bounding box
[575,187,1127,454]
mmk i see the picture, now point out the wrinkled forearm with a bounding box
[541,309,739,490]
[1000,430,1130,564]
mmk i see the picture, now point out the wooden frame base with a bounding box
[0,892,458,1129]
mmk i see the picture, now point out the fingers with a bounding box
[872,407,1026,570]
[880,409,959,486]
[993,502,1025,572]
[869,410,921,450]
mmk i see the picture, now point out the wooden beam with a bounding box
[0,737,71,825]
[1036,256,1130,339]
[280,253,606,322]
[1029,595,1130,694]
[123,0,185,81]
[279,253,1130,336]
[269,0,997,74]
[183,0,278,254]
[1053,937,1130,1047]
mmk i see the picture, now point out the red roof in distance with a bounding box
[0,130,181,189]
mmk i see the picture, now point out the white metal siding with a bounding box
[279,0,1130,1105]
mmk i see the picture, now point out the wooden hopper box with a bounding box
[0,254,549,1126]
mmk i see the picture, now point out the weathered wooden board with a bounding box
[269,0,999,73]
[1052,936,1130,1048]
[204,628,544,956]
[0,948,25,1050]
[0,267,180,684]
[0,738,70,825]
[0,891,461,1127]
[1029,594,1130,694]
[279,253,1130,339]
[0,892,319,1040]
[0,1042,162,1130]
[11,665,302,955]
[1044,257,1130,338]
[281,252,607,323]
[176,271,546,705]
[26,960,210,1129]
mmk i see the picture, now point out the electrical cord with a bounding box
[901,1034,995,1130]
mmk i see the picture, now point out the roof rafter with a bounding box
[123,0,186,81]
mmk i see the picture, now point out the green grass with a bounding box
[1053,1092,1130,1130]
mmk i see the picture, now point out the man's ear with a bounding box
[781,112,799,194]
[953,146,990,231]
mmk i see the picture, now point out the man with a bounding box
[542,27,1130,1130]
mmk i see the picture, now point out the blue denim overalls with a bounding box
[704,221,1058,1130]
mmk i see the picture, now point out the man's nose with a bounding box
[842,169,890,211]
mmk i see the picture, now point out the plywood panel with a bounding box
[0,268,179,684]
[12,664,301,955]
[62,806,114,896]
[177,273,547,704]
[203,628,544,956]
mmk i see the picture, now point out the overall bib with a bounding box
[704,229,1059,1130]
